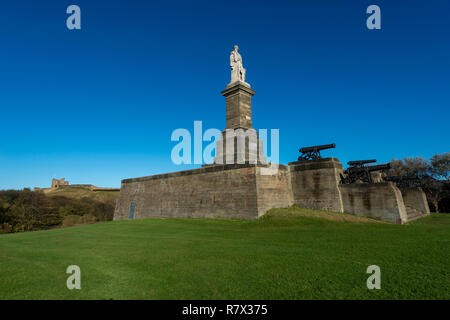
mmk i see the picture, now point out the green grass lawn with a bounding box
[0,207,449,300]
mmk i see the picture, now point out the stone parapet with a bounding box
[339,182,408,224]
[114,164,293,221]
[399,187,430,222]
[288,158,344,212]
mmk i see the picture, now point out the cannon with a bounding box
[298,143,336,161]
[340,163,391,184]
[347,159,377,167]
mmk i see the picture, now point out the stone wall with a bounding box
[58,184,94,189]
[114,159,428,224]
[399,187,430,222]
[255,165,293,216]
[114,164,295,221]
[288,158,344,212]
[339,182,408,224]
[114,164,290,221]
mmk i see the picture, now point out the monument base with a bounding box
[213,128,267,165]
[114,158,430,224]
[114,164,292,221]
[288,158,344,212]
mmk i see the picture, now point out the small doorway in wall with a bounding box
[128,202,136,220]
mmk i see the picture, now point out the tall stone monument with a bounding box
[113,46,430,224]
[213,45,267,165]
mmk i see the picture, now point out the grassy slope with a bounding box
[46,187,119,202]
[0,208,449,300]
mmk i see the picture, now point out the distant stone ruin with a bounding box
[51,178,69,189]
[34,178,119,192]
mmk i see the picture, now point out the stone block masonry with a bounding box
[255,165,293,216]
[339,182,408,224]
[399,187,430,222]
[222,82,254,129]
[114,164,293,221]
[114,161,425,224]
[289,158,344,213]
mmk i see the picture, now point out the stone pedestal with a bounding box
[288,158,344,212]
[398,187,430,222]
[222,81,254,129]
[211,81,267,165]
[340,182,408,224]
[213,129,267,165]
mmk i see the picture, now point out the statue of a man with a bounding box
[230,45,246,83]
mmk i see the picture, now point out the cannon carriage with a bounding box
[298,143,336,161]
[340,160,391,184]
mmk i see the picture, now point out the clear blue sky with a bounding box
[0,0,449,189]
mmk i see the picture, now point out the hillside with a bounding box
[0,187,120,234]
[0,207,449,299]
[46,186,120,202]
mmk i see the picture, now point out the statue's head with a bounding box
[234,45,239,51]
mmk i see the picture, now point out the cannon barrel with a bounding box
[347,163,391,173]
[367,163,391,172]
[299,143,336,154]
[347,159,377,166]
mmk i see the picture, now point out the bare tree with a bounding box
[427,153,450,212]
[387,153,450,213]
[430,153,450,180]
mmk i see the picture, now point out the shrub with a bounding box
[0,190,116,233]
